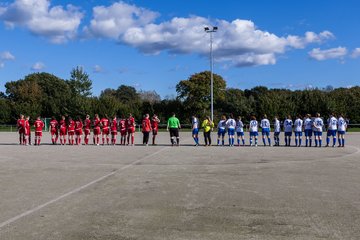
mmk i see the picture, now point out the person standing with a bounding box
[284,115,293,147]
[93,114,101,145]
[202,116,214,146]
[17,114,26,145]
[68,117,75,145]
[337,114,347,147]
[126,113,136,146]
[142,114,152,146]
[75,117,83,145]
[151,114,160,145]
[304,114,313,147]
[167,113,181,146]
[110,115,118,145]
[249,116,258,147]
[101,115,110,145]
[119,115,127,145]
[84,115,91,145]
[34,116,44,146]
[49,116,59,145]
[326,113,338,147]
[236,116,245,146]
[59,115,67,145]
[260,114,271,146]
[273,116,281,146]
[191,115,200,146]
[313,113,324,147]
[294,115,303,147]
[226,114,236,147]
[24,116,31,145]
[217,115,227,146]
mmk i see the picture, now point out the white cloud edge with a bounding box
[31,61,45,71]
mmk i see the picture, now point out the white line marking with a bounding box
[0,146,170,230]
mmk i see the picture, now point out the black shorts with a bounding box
[169,128,179,138]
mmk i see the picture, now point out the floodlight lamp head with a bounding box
[204,27,210,31]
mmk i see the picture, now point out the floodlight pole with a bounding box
[204,26,217,121]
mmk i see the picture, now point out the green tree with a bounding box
[176,71,226,117]
[68,66,92,97]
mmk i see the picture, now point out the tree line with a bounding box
[0,68,359,125]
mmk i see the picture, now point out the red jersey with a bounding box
[111,119,118,132]
[126,117,135,130]
[60,120,67,130]
[34,120,44,132]
[68,120,75,132]
[25,120,30,136]
[101,118,109,129]
[142,118,152,132]
[151,117,160,130]
[84,119,91,130]
[50,120,58,132]
[119,119,126,131]
[17,119,25,132]
[75,120,83,131]
[93,118,101,130]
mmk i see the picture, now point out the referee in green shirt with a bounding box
[167,113,181,146]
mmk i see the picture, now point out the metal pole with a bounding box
[210,31,214,122]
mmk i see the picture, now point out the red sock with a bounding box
[38,139,41,145]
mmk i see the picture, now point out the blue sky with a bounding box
[1,0,360,98]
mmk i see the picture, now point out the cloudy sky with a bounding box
[1,0,359,97]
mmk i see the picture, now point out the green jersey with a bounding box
[167,116,180,129]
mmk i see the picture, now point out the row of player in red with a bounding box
[16,113,160,146]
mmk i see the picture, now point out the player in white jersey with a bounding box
[294,115,303,147]
[326,113,338,147]
[235,116,245,146]
[273,116,281,146]
[249,116,258,146]
[217,115,227,146]
[192,115,200,146]
[303,114,313,147]
[260,114,271,146]
[313,113,324,147]
[283,115,293,146]
[226,114,236,146]
[337,114,347,147]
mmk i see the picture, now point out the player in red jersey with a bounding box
[17,114,26,145]
[110,115,118,145]
[151,114,160,145]
[101,115,110,145]
[126,113,136,146]
[68,117,76,145]
[84,114,91,145]
[142,114,152,146]
[119,115,127,145]
[59,115,67,145]
[75,117,83,145]
[24,116,31,145]
[49,116,59,144]
[34,116,44,146]
[93,114,101,145]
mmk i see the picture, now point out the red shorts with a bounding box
[75,129,83,135]
[152,129,158,135]
[68,131,75,136]
[120,129,127,136]
[60,128,67,136]
[35,132,42,137]
[51,129,58,136]
[18,129,25,134]
[127,128,135,134]
[93,128,100,135]
[84,128,91,135]
[102,128,110,135]
[111,130,117,135]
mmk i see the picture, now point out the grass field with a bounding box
[1,132,360,239]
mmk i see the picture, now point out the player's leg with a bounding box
[254,132,258,146]
[326,130,330,147]
[262,131,266,146]
[267,132,271,146]
[332,130,337,147]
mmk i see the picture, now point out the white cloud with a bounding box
[31,62,45,71]
[0,62,4,68]
[84,1,158,39]
[351,48,360,58]
[0,0,83,43]
[1,51,15,60]
[93,64,102,73]
[308,47,347,61]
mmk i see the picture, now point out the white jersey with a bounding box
[284,119,293,132]
[313,117,324,132]
[294,118,303,132]
[236,120,244,132]
[249,120,258,132]
[338,117,347,131]
[217,120,226,130]
[192,117,199,129]
[327,117,338,130]
[260,119,271,130]
[304,118,313,130]
[274,119,280,132]
[226,118,236,130]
